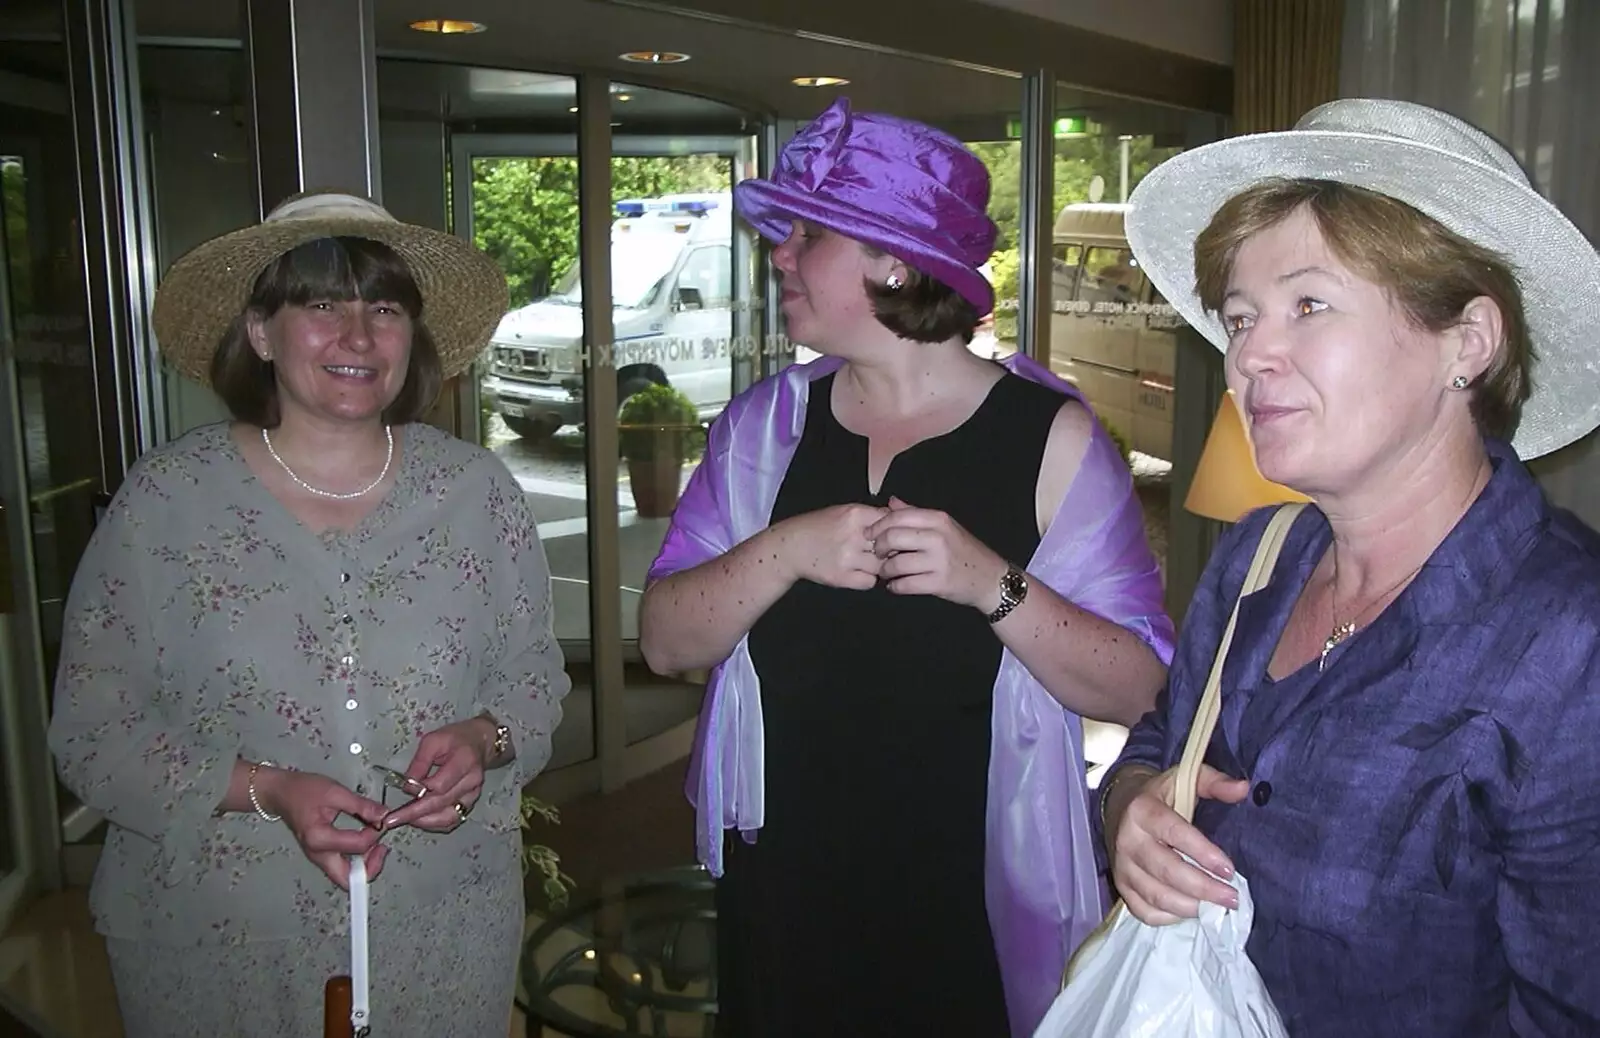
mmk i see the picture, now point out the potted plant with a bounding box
[520,790,574,908]
[618,383,704,518]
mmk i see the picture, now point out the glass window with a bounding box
[675,244,732,308]
[1079,245,1149,305]
[380,62,602,771]
[607,85,754,749]
[1043,85,1221,780]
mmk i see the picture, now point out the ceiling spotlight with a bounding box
[620,51,690,64]
[792,76,849,87]
[408,19,487,34]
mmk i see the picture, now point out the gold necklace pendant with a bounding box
[1319,620,1356,671]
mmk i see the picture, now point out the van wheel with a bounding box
[504,414,558,443]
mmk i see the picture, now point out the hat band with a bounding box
[267,192,398,225]
[766,174,994,268]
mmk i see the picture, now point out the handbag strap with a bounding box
[1170,503,1304,823]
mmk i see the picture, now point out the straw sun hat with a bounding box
[151,191,509,384]
[1125,98,1600,460]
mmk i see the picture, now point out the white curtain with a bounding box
[1340,0,1600,528]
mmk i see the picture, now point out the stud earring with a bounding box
[885,274,903,291]
[1450,375,1469,390]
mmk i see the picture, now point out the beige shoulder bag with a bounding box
[1065,501,1304,983]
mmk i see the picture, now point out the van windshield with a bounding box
[547,236,687,309]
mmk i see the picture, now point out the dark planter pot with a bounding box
[626,436,684,518]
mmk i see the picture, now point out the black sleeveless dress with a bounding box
[715,368,1064,1036]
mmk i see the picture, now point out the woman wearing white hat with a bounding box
[1098,99,1600,1034]
[47,192,569,1035]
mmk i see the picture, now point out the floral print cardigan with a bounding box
[48,422,570,945]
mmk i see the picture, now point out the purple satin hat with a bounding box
[735,97,998,316]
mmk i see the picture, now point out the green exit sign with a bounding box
[1005,116,1091,139]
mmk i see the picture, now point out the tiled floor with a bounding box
[0,889,118,1038]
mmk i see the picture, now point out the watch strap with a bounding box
[985,566,1027,624]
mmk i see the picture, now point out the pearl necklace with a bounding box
[262,425,394,500]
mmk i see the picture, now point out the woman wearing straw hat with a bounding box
[1098,99,1600,1034]
[47,191,569,1035]
[640,98,1173,1036]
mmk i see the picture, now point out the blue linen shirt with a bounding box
[1104,439,1600,1036]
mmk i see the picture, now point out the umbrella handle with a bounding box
[325,975,353,1037]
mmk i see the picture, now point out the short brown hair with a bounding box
[859,245,980,344]
[1194,179,1532,441]
[210,236,444,427]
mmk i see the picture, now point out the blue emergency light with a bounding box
[616,201,646,216]
[670,199,718,214]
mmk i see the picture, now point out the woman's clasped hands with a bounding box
[867,496,1006,608]
[258,718,496,890]
[252,768,387,891]
[773,502,890,590]
[772,496,1007,609]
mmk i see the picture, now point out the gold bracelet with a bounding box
[248,760,280,822]
[1099,765,1152,831]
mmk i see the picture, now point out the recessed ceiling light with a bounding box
[620,51,690,64]
[616,94,633,102]
[568,106,579,113]
[408,19,486,34]
[792,76,849,87]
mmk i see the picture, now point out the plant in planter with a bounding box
[618,383,704,518]
[521,790,574,908]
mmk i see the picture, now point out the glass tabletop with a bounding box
[519,865,717,1037]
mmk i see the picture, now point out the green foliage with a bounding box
[1,159,32,313]
[471,154,730,305]
[1101,420,1133,466]
[988,247,1020,309]
[521,791,575,909]
[965,135,1180,258]
[618,382,703,461]
[964,134,1179,346]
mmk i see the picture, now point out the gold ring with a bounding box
[453,801,467,822]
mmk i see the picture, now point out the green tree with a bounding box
[965,134,1181,337]
[471,154,729,305]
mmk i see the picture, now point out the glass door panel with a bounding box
[0,18,103,924]
[605,85,759,751]
[431,68,599,771]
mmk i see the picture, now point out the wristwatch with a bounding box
[985,566,1028,624]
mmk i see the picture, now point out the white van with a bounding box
[1049,202,1182,462]
[481,193,735,440]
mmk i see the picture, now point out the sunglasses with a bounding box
[372,764,428,809]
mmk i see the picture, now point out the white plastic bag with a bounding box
[1034,505,1302,1038]
[1033,857,1287,1037]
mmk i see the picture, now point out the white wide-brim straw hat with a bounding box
[151,191,509,384]
[1125,98,1600,460]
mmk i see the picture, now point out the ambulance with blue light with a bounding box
[481,193,734,441]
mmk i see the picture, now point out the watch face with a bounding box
[1000,569,1027,602]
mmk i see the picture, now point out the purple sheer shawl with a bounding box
[646,353,1175,1035]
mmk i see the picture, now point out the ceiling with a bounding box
[2,0,1211,140]
[970,0,1233,66]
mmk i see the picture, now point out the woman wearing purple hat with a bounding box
[640,98,1174,1035]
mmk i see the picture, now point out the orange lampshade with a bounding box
[1184,390,1309,522]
